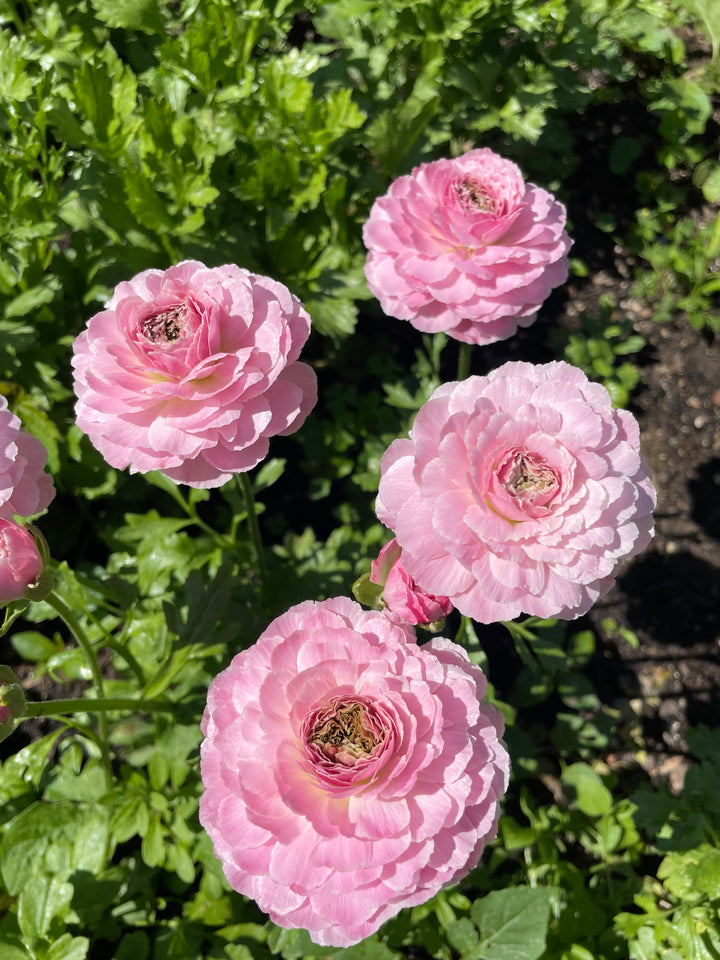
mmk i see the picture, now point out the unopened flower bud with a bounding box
[367,537,453,629]
[0,519,46,605]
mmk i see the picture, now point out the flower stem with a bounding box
[238,472,266,580]
[24,697,176,718]
[457,342,472,381]
[43,591,113,790]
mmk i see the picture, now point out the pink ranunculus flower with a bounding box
[71,261,318,488]
[200,596,509,948]
[0,519,44,604]
[376,361,656,623]
[370,536,453,627]
[363,147,572,345]
[0,397,55,520]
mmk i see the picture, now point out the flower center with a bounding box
[454,177,497,214]
[141,304,187,343]
[307,699,385,767]
[498,451,559,505]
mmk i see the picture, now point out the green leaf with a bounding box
[1,803,75,895]
[10,630,61,663]
[659,846,720,900]
[364,79,440,175]
[17,873,74,940]
[305,295,358,340]
[90,0,164,33]
[115,932,150,960]
[46,934,90,960]
[561,763,613,816]
[447,916,481,953]
[500,815,537,851]
[0,936,32,959]
[471,887,550,960]
[4,278,61,320]
[253,458,287,493]
[141,811,165,867]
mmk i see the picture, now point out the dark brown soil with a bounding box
[574,278,720,790]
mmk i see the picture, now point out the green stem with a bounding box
[457,342,472,381]
[24,697,176,718]
[159,481,225,542]
[238,472,266,579]
[45,593,106,698]
[44,591,113,789]
[455,614,469,646]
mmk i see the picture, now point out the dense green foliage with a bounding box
[0,0,718,958]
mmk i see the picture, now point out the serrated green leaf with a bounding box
[4,278,61,319]
[305,294,358,340]
[90,0,164,33]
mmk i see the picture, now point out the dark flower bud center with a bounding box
[309,700,384,765]
[142,304,187,343]
[455,178,497,213]
[506,454,556,495]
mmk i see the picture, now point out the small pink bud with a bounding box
[370,537,453,628]
[0,519,45,605]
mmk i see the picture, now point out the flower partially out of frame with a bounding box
[370,536,453,628]
[200,597,509,948]
[376,361,656,623]
[363,148,571,345]
[72,261,317,488]
[0,519,45,605]
[0,397,55,520]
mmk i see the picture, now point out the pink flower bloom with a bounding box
[72,261,317,488]
[363,148,572,345]
[370,537,453,627]
[0,398,55,520]
[376,361,656,622]
[200,596,508,947]
[0,520,44,604]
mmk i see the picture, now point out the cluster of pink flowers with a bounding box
[0,145,656,948]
